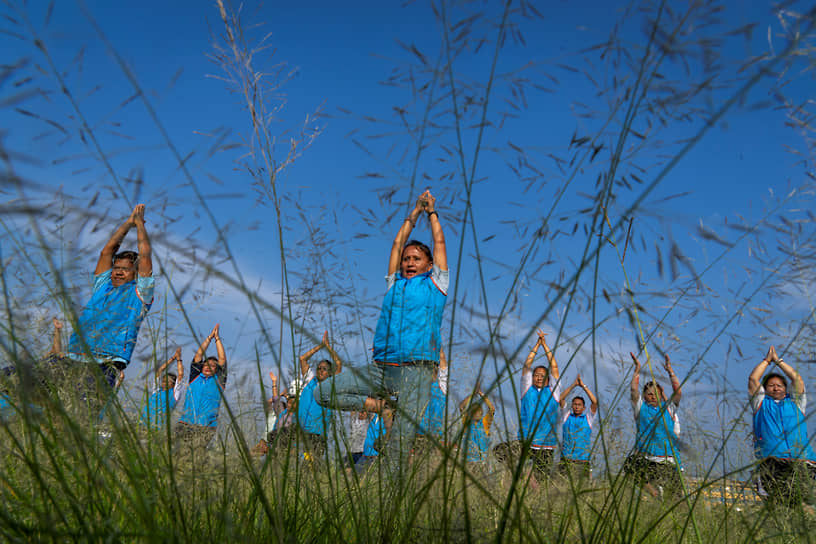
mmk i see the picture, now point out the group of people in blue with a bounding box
[4,194,814,508]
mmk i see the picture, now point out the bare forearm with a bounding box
[748,359,768,395]
[214,337,226,365]
[429,213,447,270]
[195,338,212,362]
[777,360,804,395]
[135,221,153,276]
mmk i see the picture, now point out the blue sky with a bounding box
[2,0,815,476]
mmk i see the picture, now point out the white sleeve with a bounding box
[303,367,316,384]
[173,378,185,402]
[631,394,642,421]
[668,404,680,437]
[521,370,532,397]
[550,381,562,402]
[793,390,807,414]
[586,407,597,429]
[560,405,572,425]
[432,265,449,294]
[749,386,765,413]
[385,272,397,290]
[438,365,448,395]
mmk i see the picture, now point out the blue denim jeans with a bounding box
[315,362,433,476]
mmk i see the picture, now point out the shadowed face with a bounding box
[400,245,432,279]
[643,384,659,407]
[161,375,176,390]
[201,358,218,377]
[572,397,585,416]
[765,376,787,401]
[111,258,137,287]
[316,361,331,382]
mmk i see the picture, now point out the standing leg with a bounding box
[382,364,434,479]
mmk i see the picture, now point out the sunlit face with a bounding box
[316,361,331,382]
[111,258,137,287]
[572,397,585,416]
[400,245,432,279]
[765,376,787,401]
[532,367,548,389]
[201,358,218,377]
[643,384,659,407]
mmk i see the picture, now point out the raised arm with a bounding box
[176,350,184,382]
[522,333,544,376]
[539,331,559,382]
[322,331,343,374]
[482,390,496,435]
[439,346,447,371]
[156,347,182,382]
[131,204,153,277]
[750,345,804,396]
[424,191,447,271]
[194,324,219,363]
[95,207,139,275]
[663,354,681,404]
[269,370,279,398]
[630,352,641,405]
[213,324,226,367]
[388,194,427,275]
[560,377,580,409]
[48,317,63,357]
[577,374,599,415]
[299,338,324,377]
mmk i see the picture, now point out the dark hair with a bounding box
[166,372,177,380]
[205,356,219,364]
[572,396,585,405]
[114,251,138,264]
[316,359,332,371]
[403,240,432,262]
[762,372,788,390]
[532,365,549,377]
[643,381,665,396]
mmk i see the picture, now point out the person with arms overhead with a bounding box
[558,373,598,480]
[175,324,227,453]
[140,347,184,430]
[315,190,448,477]
[749,345,816,508]
[518,330,561,483]
[296,331,343,459]
[623,351,684,498]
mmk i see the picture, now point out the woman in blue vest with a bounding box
[140,347,184,429]
[296,331,342,459]
[749,345,816,507]
[624,351,683,498]
[518,330,561,482]
[558,373,598,479]
[175,324,227,453]
[460,384,495,463]
[315,190,448,476]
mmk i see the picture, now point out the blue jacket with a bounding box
[464,420,490,462]
[520,385,559,448]
[363,414,387,457]
[68,270,154,365]
[179,361,226,428]
[373,268,447,364]
[140,388,177,428]
[418,381,446,437]
[562,412,592,462]
[298,378,331,435]
[636,400,682,467]
[753,394,816,462]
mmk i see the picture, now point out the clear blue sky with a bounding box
[2,0,815,476]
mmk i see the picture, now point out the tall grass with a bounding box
[1,0,816,541]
